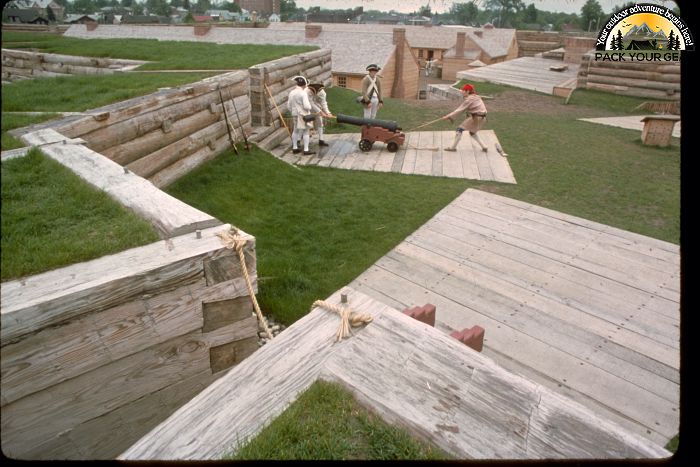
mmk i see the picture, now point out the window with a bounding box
[418,49,424,58]
[337,75,347,88]
[427,50,434,60]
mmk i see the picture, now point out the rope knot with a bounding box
[312,299,373,342]
[217,227,273,340]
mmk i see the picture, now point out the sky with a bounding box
[292,0,680,15]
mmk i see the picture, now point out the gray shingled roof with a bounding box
[64,23,514,74]
[205,27,396,75]
[269,22,516,58]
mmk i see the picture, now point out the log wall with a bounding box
[44,70,252,188]
[577,53,681,100]
[249,48,332,126]
[1,223,259,459]
[516,30,564,57]
[1,48,146,82]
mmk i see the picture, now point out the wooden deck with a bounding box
[456,57,580,95]
[349,189,680,448]
[268,130,516,184]
[121,287,670,460]
[579,116,682,138]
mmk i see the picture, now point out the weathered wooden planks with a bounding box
[269,131,516,183]
[1,221,260,459]
[25,139,221,237]
[120,288,670,460]
[0,224,253,343]
[347,189,680,447]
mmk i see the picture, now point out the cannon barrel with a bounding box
[336,113,401,132]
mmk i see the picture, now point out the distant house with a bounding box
[193,15,213,23]
[65,14,99,25]
[206,10,237,22]
[268,13,280,22]
[2,8,49,24]
[121,15,169,24]
[4,0,64,21]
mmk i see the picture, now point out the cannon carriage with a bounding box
[335,114,406,153]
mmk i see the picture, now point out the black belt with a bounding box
[471,112,487,117]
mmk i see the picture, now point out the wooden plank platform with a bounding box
[349,189,680,448]
[456,57,580,95]
[268,130,516,184]
[579,116,681,139]
[121,288,670,460]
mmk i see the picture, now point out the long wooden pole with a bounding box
[219,89,239,155]
[264,82,292,139]
[228,88,250,151]
[406,117,444,132]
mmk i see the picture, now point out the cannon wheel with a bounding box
[387,141,400,153]
[359,139,373,152]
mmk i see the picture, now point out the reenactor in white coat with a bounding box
[287,75,314,155]
[307,83,334,147]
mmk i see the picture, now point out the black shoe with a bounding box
[303,150,315,155]
[292,148,301,154]
[319,140,329,147]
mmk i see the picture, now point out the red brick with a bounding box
[402,304,436,327]
[450,325,485,352]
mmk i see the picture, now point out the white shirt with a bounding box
[287,86,311,116]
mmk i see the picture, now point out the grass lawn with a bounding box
[226,379,450,460]
[168,85,680,326]
[1,148,160,281]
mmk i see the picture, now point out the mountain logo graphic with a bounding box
[595,3,694,53]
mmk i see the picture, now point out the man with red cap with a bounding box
[441,83,490,153]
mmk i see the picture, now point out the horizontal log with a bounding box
[0,278,215,406]
[149,132,232,188]
[100,107,221,165]
[127,120,228,178]
[40,142,221,237]
[39,61,116,76]
[118,99,249,175]
[1,49,144,68]
[55,71,248,138]
[586,66,680,83]
[83,82,247,153]
[265,57,332,83]
[1,329,212,459]
[585,83,678,100]
[588,60,680,73]
[586,74,680,92]
[0,222,254,344]
[251,48,331,74]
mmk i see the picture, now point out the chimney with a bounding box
[455,32,465,57]
[305,24,322,39]
[474,30,483,38]
[393,27,406,45]
[392,28,406,98]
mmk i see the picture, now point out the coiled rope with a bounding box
[217,227,273,340]
[311,299,373,342]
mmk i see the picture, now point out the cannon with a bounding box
[336,113,405,152]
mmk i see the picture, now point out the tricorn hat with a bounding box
[366,64,381,71]
[291,75,308,86]
[307,83,325,93]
